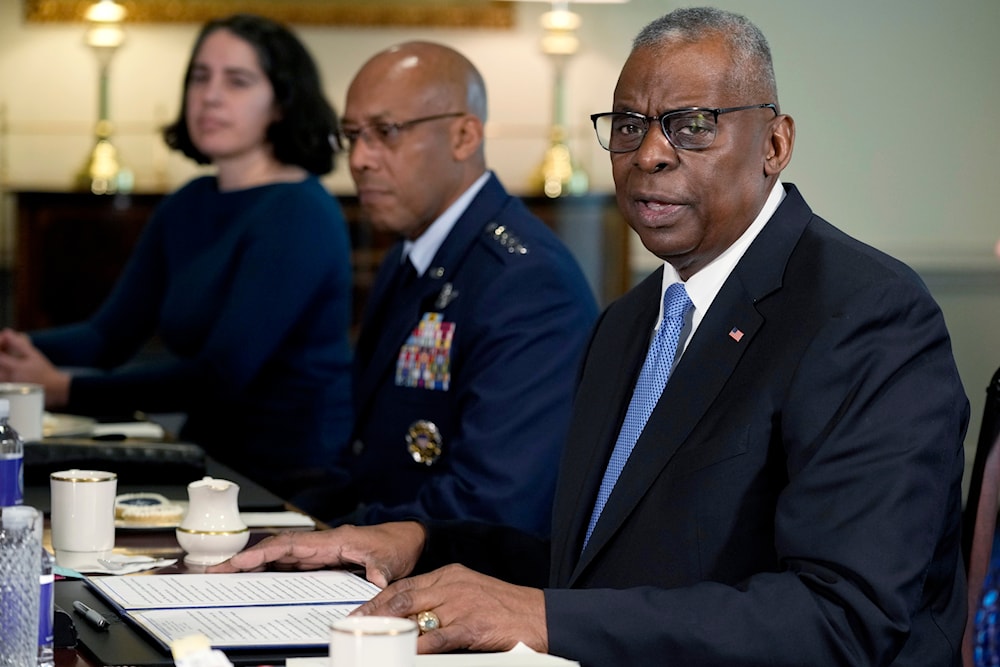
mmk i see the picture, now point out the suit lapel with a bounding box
[354,271,432,407]
[550,272,662,584]
[572,285,764,578]
[355,243,407,403]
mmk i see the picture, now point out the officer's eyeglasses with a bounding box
[340,112,466,150]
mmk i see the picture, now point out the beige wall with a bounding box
[1,0,998,491]
[0,1,631,195]
[2,0,998,263]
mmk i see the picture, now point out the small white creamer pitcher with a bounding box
[175,476,249,566]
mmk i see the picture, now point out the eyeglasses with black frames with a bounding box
[340,112,466,149]
[590,103,777,153]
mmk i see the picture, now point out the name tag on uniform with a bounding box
[395,312,455,391]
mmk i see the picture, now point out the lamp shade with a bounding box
[86,25,124,49]
[84,0,126,23]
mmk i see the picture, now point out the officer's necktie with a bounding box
[583,282,693,549]
[356,253,417,362]
[396,253,417,290]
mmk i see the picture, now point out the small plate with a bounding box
[43,412,97,438]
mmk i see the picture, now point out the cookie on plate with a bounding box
[114,492,185,525]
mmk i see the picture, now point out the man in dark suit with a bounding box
[219,8,968,665]
[299,41,597,536]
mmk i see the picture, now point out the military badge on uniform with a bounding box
[407,420,443,465]
[434,283,459,310]
[395,312,455,391]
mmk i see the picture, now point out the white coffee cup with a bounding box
[0,383,44,441]
[49,469,117,568]
[330,616,417,667]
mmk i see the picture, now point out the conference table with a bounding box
[50,522,316,667]
[50,523,317,667]
[24,440,322,667]
[51,528,187,667]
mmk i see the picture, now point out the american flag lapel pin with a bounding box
[728,327,745,342]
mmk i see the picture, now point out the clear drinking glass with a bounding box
[0,505,42,667]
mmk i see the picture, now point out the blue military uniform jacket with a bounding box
[342,174,598,536]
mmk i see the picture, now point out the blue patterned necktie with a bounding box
[583,282,693,548]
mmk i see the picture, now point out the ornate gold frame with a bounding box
[24,0,515,28]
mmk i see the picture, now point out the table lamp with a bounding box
[521,0,629,198]
[75,0,133,195]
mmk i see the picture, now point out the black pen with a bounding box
[72,600,109,632]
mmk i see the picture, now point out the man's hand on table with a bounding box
[356,563,549,655]
[210,521,549,655]
[207,521,426,588]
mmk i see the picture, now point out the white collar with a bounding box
[658,178,786,336]
[402,171,491,274]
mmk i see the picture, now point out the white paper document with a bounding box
[91,421,166,439]
[239,511,316,528]
[130,602,358,648]
[87,570,380,649]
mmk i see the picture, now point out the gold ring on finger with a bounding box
[416,610,441,634]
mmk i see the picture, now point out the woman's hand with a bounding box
[0,328,70,408]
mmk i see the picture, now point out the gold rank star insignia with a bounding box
[485,222,529,255]
[407,420,443,465]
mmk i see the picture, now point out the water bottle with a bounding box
[0,505,42,667]
[0,399,24,507]
[0,401,52,666]
[38,547,54,667]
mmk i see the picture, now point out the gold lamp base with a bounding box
[78,2,130,195]
[530,4,589,199]
[530,130,589,199]
[76,122,133,195]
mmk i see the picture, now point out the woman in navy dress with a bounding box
[0,14,353,498]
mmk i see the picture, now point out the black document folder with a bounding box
[24,437,206,487]
[57,578,174,667]
[55,578,326,666]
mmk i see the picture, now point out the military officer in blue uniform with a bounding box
[313,41,598,537]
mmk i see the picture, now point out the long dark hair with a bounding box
[162,13,339,175]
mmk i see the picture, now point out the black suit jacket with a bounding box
[540,184,969,665]
[424,184,969,666]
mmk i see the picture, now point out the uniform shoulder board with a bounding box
[483,221,529,255]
